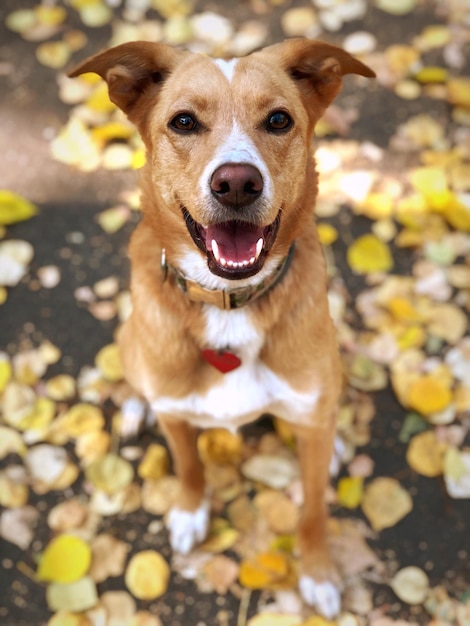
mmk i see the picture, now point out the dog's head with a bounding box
[69,39,374,282]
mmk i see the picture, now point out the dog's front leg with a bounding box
[158,416,210,555]
[293,417,341,619]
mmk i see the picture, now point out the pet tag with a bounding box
[201,349,241,373]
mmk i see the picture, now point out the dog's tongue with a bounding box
[206,221,263,265]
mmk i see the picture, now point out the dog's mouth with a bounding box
[183,209,281,280]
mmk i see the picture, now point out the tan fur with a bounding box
[70,38,374,613]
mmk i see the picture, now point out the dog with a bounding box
[70,38,374,618]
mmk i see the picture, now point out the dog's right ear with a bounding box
[68,42,187,126]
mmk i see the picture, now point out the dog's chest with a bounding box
[151,306,320,430]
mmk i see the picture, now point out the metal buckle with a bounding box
[161,248,168,282]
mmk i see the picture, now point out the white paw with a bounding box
[167,499,210,555]
[329,435,346,477]
[299,576,341,620]
[120,396,147,438]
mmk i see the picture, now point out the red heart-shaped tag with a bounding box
[201,349,241,373]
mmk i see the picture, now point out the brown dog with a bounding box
[70,39,374,618]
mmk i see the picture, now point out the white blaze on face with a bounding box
[198,59,273,209]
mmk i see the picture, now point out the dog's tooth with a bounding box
[211,239,220,262]
[255,237,264,260]
[220,257,227,266]
[227,260,234,267]
[249,256,255,265]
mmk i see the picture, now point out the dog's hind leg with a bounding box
[158,416,210,555]
[293,416,342,619]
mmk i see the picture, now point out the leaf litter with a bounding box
[1,0,470,625]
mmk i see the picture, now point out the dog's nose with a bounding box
[210,163,263,208]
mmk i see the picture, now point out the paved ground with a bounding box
[0,1,469,625]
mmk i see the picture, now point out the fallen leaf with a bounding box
[198,428,243,465]
[337,476,364,509]
[362,478,413,531]
[125,550,170,600]
[407,374,452,416]
[247,614,302,626]
[0,190,38,224]
[89,534,129,583]
[347,234,393,274]
[201,555,240,594]
[241,454,299,489]
[0,506,39,549]
[391,566,430,604]
[239,551,292,590]
[95,344,123,382]
[406,430,446,477]
[85,453,134,494]
[137,444,169,481]
[46,577,98,612]
[37,534,92,584]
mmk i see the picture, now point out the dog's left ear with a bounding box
[269,38,375,118]
[68,41,187,129]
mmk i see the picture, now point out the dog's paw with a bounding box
[120,396,147,438]
[299,576,341,620]
[167,499,210,555]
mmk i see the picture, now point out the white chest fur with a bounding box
[151,306,320,430]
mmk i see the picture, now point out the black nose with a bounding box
[210,163,263,208]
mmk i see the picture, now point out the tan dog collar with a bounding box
[161,245,295,311]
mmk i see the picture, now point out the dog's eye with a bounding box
[170,113,199,133]
[266,111,292,132]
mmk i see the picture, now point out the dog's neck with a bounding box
[162,245,295,311]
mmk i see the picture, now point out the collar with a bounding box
[161,244,295,311]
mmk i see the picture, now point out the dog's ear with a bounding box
[68,42,187,126]
[270,38,375,118]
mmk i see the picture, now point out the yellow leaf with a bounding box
[46,577,97,612]
[95,343,123,382]
[447,77,470,108]
[386,297,423,323]
[35,6,67,26]
[362,477,412,531]
[397,325,426,351]
[125,550,170,600]
[137,444,169,481]
[347,234,393,274]
[414,66,448,83]
[300,618,336,626]
[90,121,134,144]
[409,167,453,211]
[86,82,116,114]
[37,535,91,583]
[442,196,470,232]
[48,611,91,626]
[0,190,38,225]
[60,403,104,437]
[0,287,7,305]
[198,428,243,465]
[20,397,56,433]
[36,42,72,70]
[131,147,146,170]
[85,453,134,494]
[407,374,452,416]
[239,552,291,590]
[45,375,76,401]
[406,431,446,477]
[337,476,364,509]
[317,223,338,246]
[443,447,467,481]
[0,357,12,392]
[248,616,302,626]
[359,192,394,220]
[201,518,239,553]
